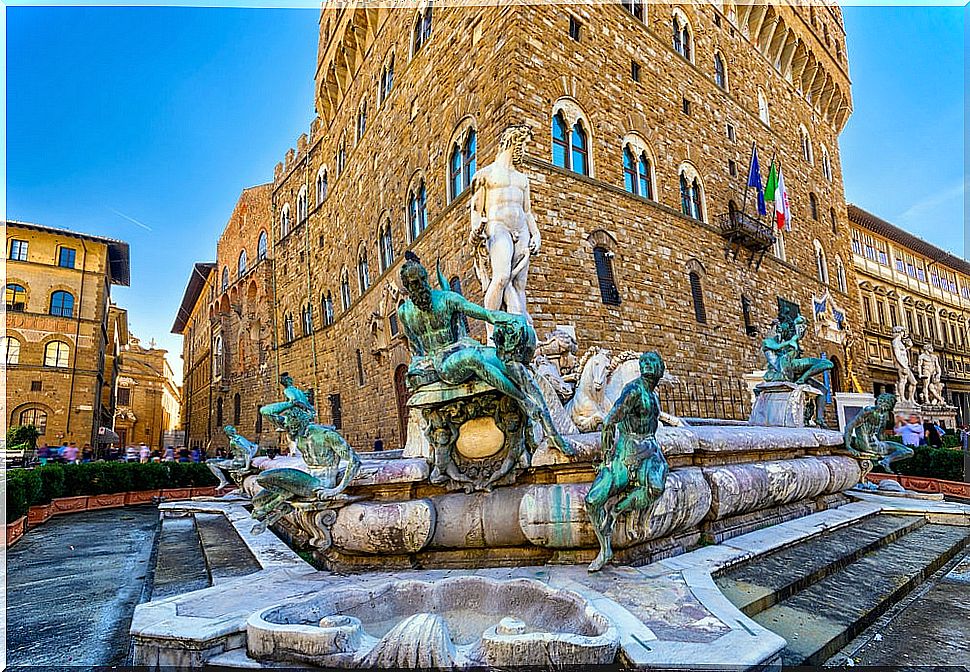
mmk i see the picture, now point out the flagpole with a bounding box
[739,140,756,219]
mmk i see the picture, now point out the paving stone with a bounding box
[195,512,262,582]
[151,514,210,600]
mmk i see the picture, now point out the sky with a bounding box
[5,4,967,383]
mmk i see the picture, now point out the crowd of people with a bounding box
[34,442,203,465]
[892,414,968,449]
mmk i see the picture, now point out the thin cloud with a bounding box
[108,207,153,232]
[895,178,967,227]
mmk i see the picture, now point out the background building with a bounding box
[179,2,864,451]
[5,220,130,447]
[172,263,216,450]
[848,204,970,425]
[114,335,182,449]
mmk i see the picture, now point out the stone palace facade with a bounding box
[177,1,866,452]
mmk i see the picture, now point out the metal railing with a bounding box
[717,211,776,251]
[659,378,752,422]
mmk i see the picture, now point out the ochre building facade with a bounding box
[5,220,130,446]
[114,335,182,449]
[180,2,866,451]
[848,204,970,425]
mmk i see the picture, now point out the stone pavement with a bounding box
[5,504,160,669]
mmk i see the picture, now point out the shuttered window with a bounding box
[690,271,707,324]
[593,247,620,306]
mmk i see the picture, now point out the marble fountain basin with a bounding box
[246,575,619,668]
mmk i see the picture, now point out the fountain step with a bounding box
[151,514,209,600]
[195,512,262,583]
[749,522,970,666]
[715,514,924,616]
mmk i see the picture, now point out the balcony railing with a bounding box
[718,211,776,252]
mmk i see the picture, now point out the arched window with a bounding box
[357,249,370,294]
[448,129,477,202]
[297,186,308,222]
[672,11,692,61]
[714,52,727,90]
[5,283,26,312]
[679,165,705,221]
[622,142,654,199]
[18,407,48,435]
[380,53,395,104]
[593,246,620,306]
[280,204,291,239]
[216,397,224,426]
[336,141,346,177]
[378,221,394,273]
[284,313,295,342]
[301,304,313,336]
[622,0,644,21]
[3,336,21,364]
[551,111,589,176]
[689,269,707,324]
[821,145,832,181]
[835,256,848,293]
[50,290,75,318]
[356,349,365,385]
[233,393,241,425]
[221,266,229,292]
[257,231,268,261]
[44,340,70,368]
[799,125,813,164]
[830,208,838,235]
[316,167,329,205]
[412,2,433,55]
[356,100,367,142]
[322,292,335,326]
[213,335,223,376]
[809,192,819,220]
[238,250,248,278]
[407,180,428,242]
[814,240,830,285]
[758,89,770,126]
[340,269,352,311]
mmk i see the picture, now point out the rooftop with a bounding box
[846,204,970,278]
[171,262,216,334]
[7,219,131,286]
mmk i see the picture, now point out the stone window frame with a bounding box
[322,291,335,326]
[410,1,433,59]
[13,403,50,435]
[238,249,248,279]
[713,50,728,91]
[447,117,478,203]
[379,51,395,106]
[2,334,21,365]
[799,124,814,165]
[357,243,371,295]
[814,239,830,286]
[6,281,28,312]
[49,289,76,318]
[221,266,230,293]
[377,216,394,274]
[820,144,832,181]
[621,0,646,23]
[620,132,657,201]
[406,172,429,243]
[280,203,292,240]
[587,229,621,306]
[257,230,269,261]
[757,88,770,127]
[551,97,594,177]
[671,7,694,63]
[677,161,706,223]
[301,303,314,337]
[297,185,309,222]
[686,259,708,325]
[213,334,224,378]
[340,266,352,312]
[315,165,329,206]
[8,238,29,262]
[356,99,368,144]
[57,245,77,269]
[835,255,848,293]
[43,339,71,368]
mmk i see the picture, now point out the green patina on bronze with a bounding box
[398,252,570,491]
[844,392,913,475]
[250,375,361,533]
[206,424,261,490]
[762,310,834,427]
[585,351,670,572]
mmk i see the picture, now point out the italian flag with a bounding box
[764,161,792,231]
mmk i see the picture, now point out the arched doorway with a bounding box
[829,356,843,395]
[394,364,410,449]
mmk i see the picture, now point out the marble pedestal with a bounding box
[749,382,822,428]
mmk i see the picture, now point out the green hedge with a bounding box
[942,434,961,450]
[5,462,219,524]
[873,443,964,482]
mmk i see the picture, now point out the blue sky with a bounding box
[6,5,966,381]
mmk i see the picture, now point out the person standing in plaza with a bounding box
[139,443,150,463]
[895,414,925,448]
[62,443,79,464]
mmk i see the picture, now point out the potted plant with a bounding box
[51,463,91,514]
[27,465,63,526]
[5,470,35,545]
[87,462,131,509]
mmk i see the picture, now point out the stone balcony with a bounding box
[717,212,776,269]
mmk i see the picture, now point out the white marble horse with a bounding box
[565,348,613,432]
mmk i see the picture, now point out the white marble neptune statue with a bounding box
[470,124,540,342]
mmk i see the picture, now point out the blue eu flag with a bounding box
[748,145,767,216]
